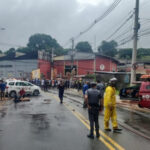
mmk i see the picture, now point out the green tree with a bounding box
[27,33,64,56]
[118,48,132,59]
[5,48,16,59]
[17,47,31,54]
[0,50,2,54]
[98,40,118,57]
[137,48,150,58]
[63,48,71,55]
[75,41,93,53]
[118,48,150,60]
[16,47,37,59]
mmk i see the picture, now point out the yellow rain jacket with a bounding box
[104,85,118,129]
[104,86,116,107]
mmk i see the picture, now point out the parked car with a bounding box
[119,84,140,100]
[120,74,150,109]
[5,79,41,97]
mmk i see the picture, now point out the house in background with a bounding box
[38,51,119,79]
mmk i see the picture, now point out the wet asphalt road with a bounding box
[62,89,150,138]
[0,92,107,150]
[0,91,150,150]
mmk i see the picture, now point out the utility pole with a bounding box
[71,38,74,51]
[131,0,140,84]
[71,38,74,71]
[51,48,54,80]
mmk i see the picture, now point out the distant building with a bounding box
[0,59,38,79]
[118,61,150,75]
[38,52,119,79]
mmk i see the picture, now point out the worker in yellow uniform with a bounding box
[104,77,122,132]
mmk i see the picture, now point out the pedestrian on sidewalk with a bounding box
[82,81,89,108]
[104,77,122,133]
[58,80,65,104]
[85,82,103,139]
[0,80,6,100]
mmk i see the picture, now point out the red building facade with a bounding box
[38,52,119,79]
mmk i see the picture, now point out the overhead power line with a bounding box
[117,34,133,46]
[64,0,123,47]
[74,0,122,40]
[113,25,132,40]
[106,13,133,40]
[118,37,133,46]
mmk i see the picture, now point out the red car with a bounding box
[138,81,150,108]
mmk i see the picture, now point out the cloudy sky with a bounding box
[0,0,150,51]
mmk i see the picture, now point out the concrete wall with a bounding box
[0,59,38,79]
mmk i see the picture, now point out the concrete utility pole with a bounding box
[131,0,140,84]
[51,48,54,80]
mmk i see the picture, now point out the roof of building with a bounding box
[95,53,119,63]
[15,52,26,57]
[54,52,95,61]
[54,52,120,63]
[53,56,65,61]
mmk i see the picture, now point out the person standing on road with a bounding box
[97,80,105,98]
[82,81,89,108]
[85,82,103,139]
[0,80,6,100]
[58,80,65,104]
[41,79,45,90]
[104,77,122,132]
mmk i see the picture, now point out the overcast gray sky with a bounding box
[0,0,150,52]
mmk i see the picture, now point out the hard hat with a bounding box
[109,77,117,82]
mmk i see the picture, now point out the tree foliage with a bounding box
[118,48,132,59]
[0,33,66,60]
[137,48,150,58]
[17,47,38,59]
[75,41,93,53]
[98,40,118,57]
[4,48,16,59]
[27,33,64,56]
[118,48,150,59]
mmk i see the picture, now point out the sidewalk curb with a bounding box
[66,89,150,114]
[118,120,150,141]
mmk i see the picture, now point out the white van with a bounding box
[5,80,41,97]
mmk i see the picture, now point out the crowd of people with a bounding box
[30,78,70,91]
[0,76,122,139]
[30,78,94,91]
